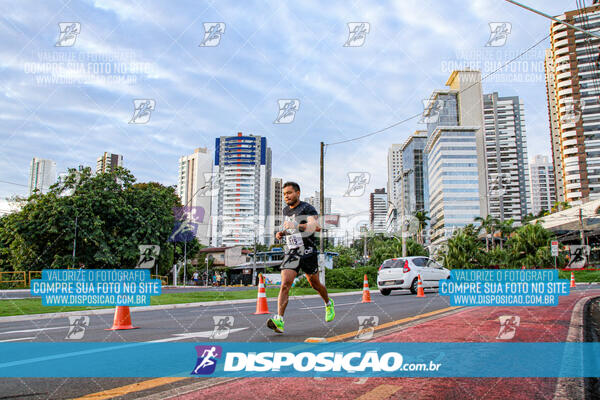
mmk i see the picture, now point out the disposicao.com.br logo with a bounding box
[218,351,441,374]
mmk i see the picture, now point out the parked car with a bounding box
[377,256,450,295]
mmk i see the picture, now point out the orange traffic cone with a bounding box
[416,274,425,297]
[570,272,576,288]
[106,306,138,330]
[361,274,372,303]
[253,274,270,314]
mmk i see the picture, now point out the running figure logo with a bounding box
[355,316,379,339]
[56,22,81,47]
[199,23,225,47]
[210,316,234,339]
[129,99,155,124]
[344,172,370,197]
[496,315,520,340]
[65,316,89,339]
[486,22,511,47]
[191,345,222,375]
[137,245,160,269]
[274,99,300,124]
[344,22,370,47]
[421,98,445,124]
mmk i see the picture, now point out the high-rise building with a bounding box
[424,70,486,245]
[386,144,403,233]
[176,147,213,245]
[304,191,331,215]
[529,155,557,215]
[483,92,531,222]
[211,132,271,247]
[29,157,56,195]
[270,177,283,244]
[544,49,566,203]
[96,152,123,174]
[544,4,600,203]
[370,188,387,233]
[401,131,429,214]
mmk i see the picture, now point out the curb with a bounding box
[0,290,372,323]
[553,295,593,400]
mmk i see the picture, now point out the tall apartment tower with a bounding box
[545,4,600,203]
[270,177,283,244]
[386,144,403,233]
[29,157,56,195]
[211,132,272,246]
[96,152,123,174]
[529,155,557,215]
[424,70,487,245]
[176,147,213,245]
[483,92,531,222]
[370,188,387,233]
[304,191,331,215]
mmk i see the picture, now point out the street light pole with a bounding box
[71,215,78,269]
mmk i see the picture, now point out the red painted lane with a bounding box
[174,289,600,400]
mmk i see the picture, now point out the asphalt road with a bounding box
[0,285,259,299]
[0,285,598,400]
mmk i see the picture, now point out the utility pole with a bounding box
[71,215,78,269]
[579,207,585,246]
[319,142,325,283]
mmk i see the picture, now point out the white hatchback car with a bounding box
[377,256,450,295]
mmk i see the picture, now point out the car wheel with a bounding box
[410,278,418,294]
[380,289,391,296]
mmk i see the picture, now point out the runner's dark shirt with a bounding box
[282,201,318,250]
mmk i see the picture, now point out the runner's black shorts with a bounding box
[280,251,319,275]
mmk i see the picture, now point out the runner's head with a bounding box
[283,181,301,206]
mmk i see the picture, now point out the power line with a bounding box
[504,0,600,39]
[326,33,550,146]
[0,180,28,187]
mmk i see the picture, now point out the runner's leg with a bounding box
[305,272,329,304]
[278,269,297,316]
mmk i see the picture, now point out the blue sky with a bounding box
[0,0,573,222]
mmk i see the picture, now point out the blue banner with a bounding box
[439,269,570,306]
[0,342,598,378]
[31,269,161,306]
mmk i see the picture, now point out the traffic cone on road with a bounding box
[570,272,576,288]
[253,274,270,314]
[361,274,372,303]
[417,274,425,297]
[106,306,138,330]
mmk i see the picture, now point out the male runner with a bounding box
[267,182,335,334]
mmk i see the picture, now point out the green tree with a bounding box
[413,211,430,245]
[506,223,554,268]
[0,166,197,273]
[442,225,484,269]
[474,215,499,251]
[496,218,515,250]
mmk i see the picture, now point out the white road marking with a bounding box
[0,337,36,342]
[148,327,249,343]
[0,326,67,335]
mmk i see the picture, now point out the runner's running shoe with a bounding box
[267,315,285,333]
[325,298,335,322]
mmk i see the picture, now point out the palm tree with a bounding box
[413,211,430,245]
[474,215,499,252]
[497,218,514,250]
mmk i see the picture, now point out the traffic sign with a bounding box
[551,241,558,257]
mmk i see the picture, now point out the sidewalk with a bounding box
[170,288,600,400]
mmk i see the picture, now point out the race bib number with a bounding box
[286,233,303,249]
